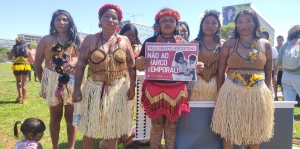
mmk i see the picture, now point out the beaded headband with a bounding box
[154,9,180,21]
[98,4,123,21]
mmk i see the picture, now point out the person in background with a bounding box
[275,35,285,100]
[120,23,142,58]
[261,31,278,99]
[14,117,46,149]
[8,37,31,104]
[179,21,190,42]
[276,25,300,134]
[27,44,38,82]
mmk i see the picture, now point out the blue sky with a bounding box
[0,0,298,45]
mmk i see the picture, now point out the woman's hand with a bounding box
[195,61,204,73]
[127,86,135,100]
[72,89,82,103]
[64,57,78,73]
[135,56,150,71]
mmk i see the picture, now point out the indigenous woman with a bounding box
[211,9,274,149]
[98,23,143,149]
[34,10,82,149]
[179,21,190,42]
[72,4,136,149]
[8,37,31,104]
[136,8,204,149]
[189,10,222,101]
[120,23,142,58]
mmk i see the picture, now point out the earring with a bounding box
[256,29,261,38]
[68,28,73,36]
[213,34,220,43]
[98,23,102,28]
[153,23,160,36]
[50,27,57,35]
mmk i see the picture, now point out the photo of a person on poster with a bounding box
[222,6,236,25]
[172,51,194,80]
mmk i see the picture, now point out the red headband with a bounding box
[98,4,123,21]
[155,9,180,21]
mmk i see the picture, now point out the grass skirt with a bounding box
[79,77,133,139]
[141,80,190,121]
[189,76,217,101]
[211,78,274,145]
[39,68,73,106]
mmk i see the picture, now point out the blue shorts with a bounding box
[282,71,300,101]
[13,71,29,76]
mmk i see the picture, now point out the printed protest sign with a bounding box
[145,43,198,81]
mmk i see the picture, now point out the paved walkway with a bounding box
[293,146,300,149]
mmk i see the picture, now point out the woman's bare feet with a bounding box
[22,99,27,104]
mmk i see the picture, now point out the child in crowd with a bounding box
[14,117,46,149]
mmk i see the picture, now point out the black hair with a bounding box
[188,54,197,61]
[155,8,180,36]
[50,9,81,50]
[261,31,269,40]
[234,9,261,39]
[13,38,26,55]
[287,25,300,41]
[27,44,32,47]
[174,52,184,63]
[120,23,141,44]
[179,21,190,41]
[277,35,284,41]
[99,8,120,21]
[195,10,221,42]
[14,118,46,138]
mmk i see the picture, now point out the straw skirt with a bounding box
[79,77,133,139]
[189,76,217,101]
[39,68,73,106]
[211,78,274,145]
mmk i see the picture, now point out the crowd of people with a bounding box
[8,3,300,149]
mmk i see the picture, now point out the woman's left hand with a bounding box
[195,61,204,73]
[127,86,135,100]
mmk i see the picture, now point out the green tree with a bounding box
[0,47,10,62]
[0,47,9,54]
[220,23,235,39]
[26,41,38,49]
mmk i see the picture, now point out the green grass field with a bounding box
[0,63,299,148]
